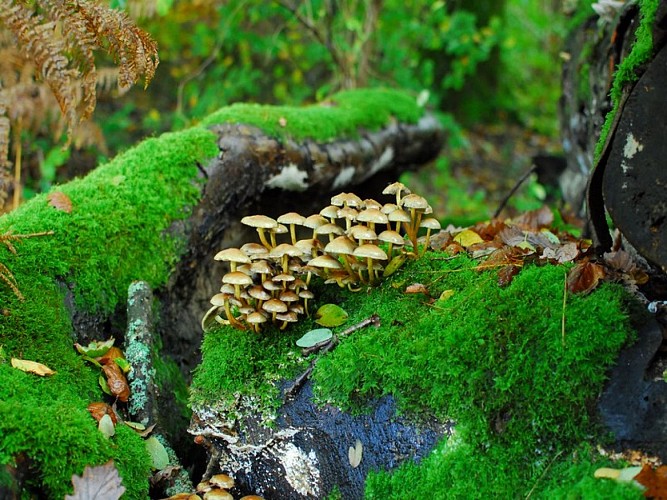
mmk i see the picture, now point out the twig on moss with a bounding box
[285,314,381,399]
[492,163,538,219]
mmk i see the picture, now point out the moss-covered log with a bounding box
[0,88,443,498]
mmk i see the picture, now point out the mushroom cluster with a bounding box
[203,182,440,332]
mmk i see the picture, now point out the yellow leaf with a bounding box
[438,289,455,301]
[453,229,483,248]
[11,358,55,376]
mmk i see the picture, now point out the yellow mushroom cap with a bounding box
[401,194,429,210]
[378,230,405,246]
[277,212,305,226]
[214,248,251,264]
[241,214,278,229]
[308,254,343,270]
[209,473,235,489]
[354,244,388,261]
[420,217,441,230]
[222,271,253,286]
[357,208,388,225]
[262,298,288,314]
[324,235,357,255]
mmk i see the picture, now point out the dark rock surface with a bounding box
[190,381,451,499]
[598,316,667,460]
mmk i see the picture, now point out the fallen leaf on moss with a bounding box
[405,283,429,295]
[75,338,115,358]
[567,260,606,294]
[438,289,455,301]
[47,191,73,213]
[633,463,667,498]
[383,253,407,277]
[65,460,125,500]
[348,439,363,468]
[278,116,287,127]
[594,466,643,482]
[454,229,484,247]
[296,328,333,348]
[146,436,170,470]
[315,304,348,327]
[87,402,118,424]
[511,205,553,230]
[99,374,112,396]
[11,358,55,376]
[101,363,130,402]
[98,413,115,439]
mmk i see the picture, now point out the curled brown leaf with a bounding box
[101,363,130,402]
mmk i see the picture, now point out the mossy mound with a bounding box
[193,252,641,498]
[0,87,424,497]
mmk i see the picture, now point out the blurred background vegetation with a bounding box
[3,0,594,224]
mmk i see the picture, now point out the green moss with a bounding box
[595,0,660,161]
[200,88,424,142]
[192,250,637,497]
[0,126,218,498]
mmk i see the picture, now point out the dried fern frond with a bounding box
[0,0,159,182]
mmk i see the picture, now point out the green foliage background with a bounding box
[21,0,569,198]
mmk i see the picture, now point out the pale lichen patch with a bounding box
[272,441,320,497]
[623,132,643,159]
[266,164,309,191]
[332,166,356,190]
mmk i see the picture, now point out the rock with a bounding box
[598,317,667,460]
[190,381,451,499]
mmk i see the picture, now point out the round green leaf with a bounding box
[145,436,170,470]
[98,414,115,439]
[314,304,348,327]
[296,328,333,348]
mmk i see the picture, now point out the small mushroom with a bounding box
[276,310,298,330]
[241,215,278,249]
[378,229,405,261]
[324,235,358,282]
[315,223,344,243]
[382,181,411,205]
[401,194,430,246]
[303,214,329,239]
[240,242,269,260]
[388,208,411,233]
[419,217,441,255]
[362,198,382,211]
[222,271,252,301]
[337,206,358,231]
[331,192,363,208]
[209,473,235,490]
[298,289,315,314]
[269,243,302,274]
[320,205,340,224]
[277,212,306,244]
[356,208,388,233]
[348,224,377,246]
[262,298,288,322]
[214,248,251,273]
[203,490,233,500]
[353,244,388,284]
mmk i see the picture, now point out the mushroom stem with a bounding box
[421,229,433,257]
[224,299,245,330]
[257,229,272,249]
[366,257,376,284]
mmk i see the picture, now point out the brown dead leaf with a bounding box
[604,250,649,285]
[497,265,521,287]
[633,463,667,499]
[405,283,429,295]
[65,460,125,500]
[97,347,125,366]
[11,358,55,376]
[511,205,553,230]
[47,191,73,213]
[555,242,579,263]
[101,363,130,402]
[567,260,606,294]
[87,402,118,424]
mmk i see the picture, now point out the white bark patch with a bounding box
[361,147,394,181]
[266,164,309,191]
[273,442,320,497]
[332,166,356,190]
[623,132,643,159]
[621,161,632,174]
